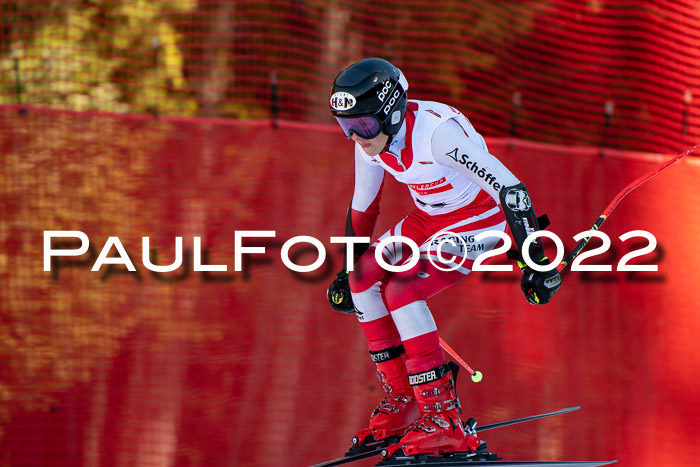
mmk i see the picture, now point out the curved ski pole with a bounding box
[558,143,698,273]
[439,337,483,383]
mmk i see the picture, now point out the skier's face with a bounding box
[351,131,389,156]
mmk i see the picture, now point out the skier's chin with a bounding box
[362,145,381,157]
[353,133,388,156]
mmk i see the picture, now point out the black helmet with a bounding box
[330,58,409,139]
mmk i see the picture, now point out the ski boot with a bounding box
[351,345,420,447]
[380,361,482,458]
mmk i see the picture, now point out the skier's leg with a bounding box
[381,203,506,456]
[348,213,431,444]
[378,266,472,455]
[385,202,506,373]
[349,215,429,350]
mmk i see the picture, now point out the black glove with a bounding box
[519,258,562,305]
[327,270,355,313]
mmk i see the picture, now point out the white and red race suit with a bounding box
[347,100,521,374]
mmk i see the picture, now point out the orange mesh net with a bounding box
[2,2,700,466]
[2,0,699,153]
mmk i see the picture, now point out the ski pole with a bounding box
[439,337,483,383]
[558,143,698,272]
[440,144,697,384]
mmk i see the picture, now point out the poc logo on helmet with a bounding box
[330,92,356,111]
[382,89,401,116]
[377,80,394,102]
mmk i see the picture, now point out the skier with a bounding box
[326,58,562,457]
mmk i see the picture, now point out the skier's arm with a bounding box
[432,118,520,202]
[345,147,385,262]
[328,148,385,313]
[432,119,561,304]
[431,118,546,260]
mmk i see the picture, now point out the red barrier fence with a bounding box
[1,107,699,466]
[2,0,700,153]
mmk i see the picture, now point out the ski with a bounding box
[309,406,588,467]
[378,458,616,467]
[309,435,401,467]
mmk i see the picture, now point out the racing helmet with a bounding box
[330,58,409,139]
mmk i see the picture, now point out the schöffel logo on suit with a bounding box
[409,369,439,386]
[445,148,503,192]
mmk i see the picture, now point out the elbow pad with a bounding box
[499,183,546,264]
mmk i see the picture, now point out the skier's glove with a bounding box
[519,258,562,305]
[327,270,355,313]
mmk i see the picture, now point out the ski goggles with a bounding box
[335,115,382,139]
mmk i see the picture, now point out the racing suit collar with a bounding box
[382,119,407,155]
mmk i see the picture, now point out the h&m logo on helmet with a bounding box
[330,92,356,111]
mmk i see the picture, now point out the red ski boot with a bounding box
[380,361,482,458]
[351,345,420,446]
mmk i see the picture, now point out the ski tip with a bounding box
[492,461,616,466]
[556,461,617,467]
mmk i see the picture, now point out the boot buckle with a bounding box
[414,421,436,433]
[431,416,450,430]
[381,403,399,414]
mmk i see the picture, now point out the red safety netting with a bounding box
[1,0,700,153]
[2,1,700,465]
[1,107,699,466]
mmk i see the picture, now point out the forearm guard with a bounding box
[499,183,546,264]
